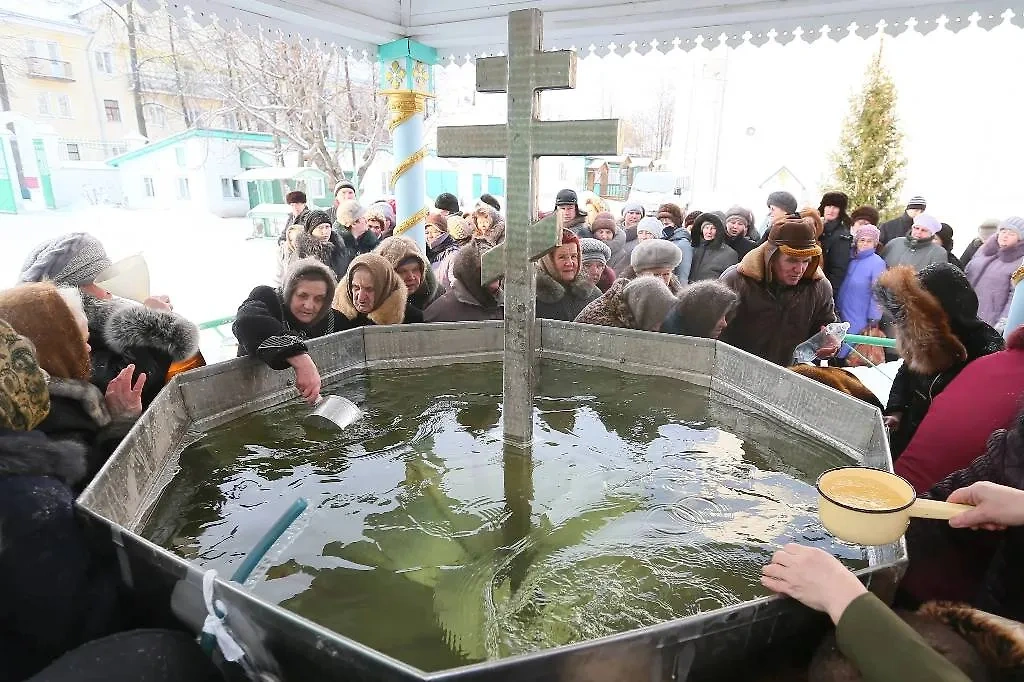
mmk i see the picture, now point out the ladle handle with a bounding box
[910,498,974,520]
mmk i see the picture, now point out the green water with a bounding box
[143,361,865,672]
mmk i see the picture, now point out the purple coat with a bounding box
[837,247,886,341]
[965,236,1024,327]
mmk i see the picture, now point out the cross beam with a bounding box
[436,8,622,447]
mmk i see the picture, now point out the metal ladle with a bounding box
[304,395,362,431]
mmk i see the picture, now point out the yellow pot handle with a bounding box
[910,498,974,520]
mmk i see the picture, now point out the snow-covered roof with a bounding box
[235,166,327,181]
[162,0,1021,62]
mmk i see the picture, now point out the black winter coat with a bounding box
[820,218,853,303]
[879,213,913,245]
[233,285,348,369]
[0,430,124,682]
[725,233,758,259]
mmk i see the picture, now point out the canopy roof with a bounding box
[164,0,1019,61]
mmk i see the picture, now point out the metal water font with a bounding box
[438,8,623,447]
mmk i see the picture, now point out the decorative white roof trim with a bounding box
[156,0,1019,63]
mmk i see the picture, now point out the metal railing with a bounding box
[26,56,73,80]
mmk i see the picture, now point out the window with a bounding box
[36,93,51,116]
[221,177,241,199]
[66,143,81,161]
[307,177,325,198]
[104,99,121,122]
[221,112,238,130]
[143,106,166,127]
[25,39,60,60]
[174,147,186,167]
[177,177,190,200]
[94,50,114,74]
[110,144,127,157]
[57,94,72,118]
[143,177,155,197]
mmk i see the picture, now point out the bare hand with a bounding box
[883,414,902,432]
[761,544,867,625]
[144,295,173,311]
[815,326,839,359]
[948,482,1024,531]
[287,353,322,405]
[104,364,146,419]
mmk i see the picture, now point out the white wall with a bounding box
[51,164,122,208]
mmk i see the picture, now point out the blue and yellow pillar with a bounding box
[378,39,437,253]
[1005,265,1024,340]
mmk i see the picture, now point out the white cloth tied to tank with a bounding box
[202,569,246,662]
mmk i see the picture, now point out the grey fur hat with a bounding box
[630,238,682,273]
[622,276,678,332]
[662,280,739,338]
[766,191,798,215]
[19,232,112,286]
[580,238,612,265]
[622,201,644,217]
[282,258,337,326]
[336,200,366,228]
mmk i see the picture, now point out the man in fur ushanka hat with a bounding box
[720,209,838,366]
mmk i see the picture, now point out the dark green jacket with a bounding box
[837,593,970,682]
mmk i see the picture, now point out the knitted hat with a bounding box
[368,201,396,230]
[478,193,501,212]
[334,180,355,195]
[0,282,91,381]
[662,280,739,338]
[850,205,880,226]
[622,201,644,217]
[767,191,798,214]
[19,232,113,286]
[580,237,612,265]
[631,238,682,273]
[336,200,365,227]
[281,258,337,326]
[657,203,684,228]
[998,216,1024,241]
[555,188,584,215]
[906,196,927,210]
[854,224,881,243]
[0,318,50,431]
[286,190,306,204]
[302,209,332,234]
[724,206,755,230]
[435,192,460,214]
[622,276,679,332]
[636,217,663,239]
[447,215,472,241]
[425,212,447,231]
[912,214,942,236]
[818,191,849,215]
[591,211,617,235]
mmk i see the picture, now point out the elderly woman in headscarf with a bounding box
[965,217,1024,332]
[296,209,350,280]
[535,229,601,321]
[0,283,142,484]
[18,232,199,409]
[875,263,1005,458]
[333,253,424,328]
[470,204,506,247]
[375,235,444,312]
[574,275,679,332]
[661,280,739,340]
[0,318,129,680]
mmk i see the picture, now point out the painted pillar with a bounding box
[378,39,436,254]
[0,132,18,214]
[1005,266,1024,341]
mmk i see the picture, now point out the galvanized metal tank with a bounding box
[78,321,905,681]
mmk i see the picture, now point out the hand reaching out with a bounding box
[947,482,1024,531]
[104,364,146,419]
[761,544,867,625]
[286,353,322,405]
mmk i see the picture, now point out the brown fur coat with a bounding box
[787,365,884,410]
[574,278,636,329]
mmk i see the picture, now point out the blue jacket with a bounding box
[837,247,887,338]
[662,226,693,283]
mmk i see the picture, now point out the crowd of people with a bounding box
[1,176,1023,680]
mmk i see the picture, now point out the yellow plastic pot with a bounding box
[816,467,973,545]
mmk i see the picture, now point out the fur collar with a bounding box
[334,279,409,326]
[0,429,87,485]
[47,377,112,427]
[978,235,1024,263]
[535,264,599,304]
[874,266,967,375]
[737,242,824,284]
[917,601,1024,675]
[82,294,199,362]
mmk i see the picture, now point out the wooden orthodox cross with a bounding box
[437,8,622,447]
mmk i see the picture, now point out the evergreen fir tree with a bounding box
[830,43,907,220]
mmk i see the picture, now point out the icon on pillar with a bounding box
[385,60,407,89]
[412,62,429,90]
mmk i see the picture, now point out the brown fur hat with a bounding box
[850,205,880,226]
[874,265,967,375]
[0,282,91,381]
[657,203,684,228]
